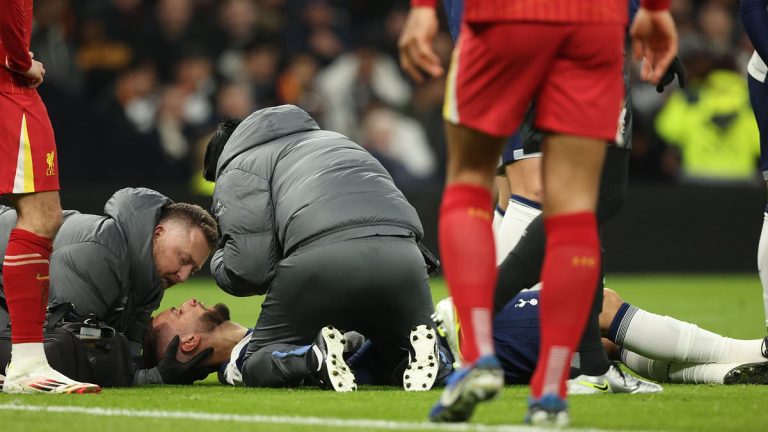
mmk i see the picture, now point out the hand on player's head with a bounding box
[398,7,444,84]
[630,8,679,86]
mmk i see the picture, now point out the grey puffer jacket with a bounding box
[210,105,423,296]
[0,187,170,355]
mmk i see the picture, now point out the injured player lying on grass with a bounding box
[144,286,768,391]
[434,287,768,391]
[143,299,453,390]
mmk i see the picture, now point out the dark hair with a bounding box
[203,119,242,182]
[142,317,160,368]
[159,203,219,249]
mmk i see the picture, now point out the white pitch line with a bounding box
[0,403,615,432]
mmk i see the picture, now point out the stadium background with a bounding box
[4,0,764,272]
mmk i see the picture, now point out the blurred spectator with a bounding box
[19,0,760,192]
[655,66,760,184]
[32,0,82,92]
[113,62,160,133]
[277,53,322,116]
[361,105,437,186]
[216,82,256,120]
[316,46,411,139]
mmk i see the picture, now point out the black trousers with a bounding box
[241,235,435,387]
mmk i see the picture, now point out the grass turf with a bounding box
[2,274,768,431]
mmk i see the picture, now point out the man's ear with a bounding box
[180,334,201,354]
[153,224,164,239]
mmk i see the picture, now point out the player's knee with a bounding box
[17,207,62,239]
[599,288,623,335]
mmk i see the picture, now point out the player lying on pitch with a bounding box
[435,287,768,388]
[146,286,768,389]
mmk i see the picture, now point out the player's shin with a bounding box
[3,229,52,367]
[530,212,601,399]
[439,184,497,363]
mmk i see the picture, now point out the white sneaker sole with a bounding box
[3,379,101,394]
[403,325,439,391]
[320,327,356,392]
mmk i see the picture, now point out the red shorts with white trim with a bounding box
[0,91,60,195]
[444,22,625,141]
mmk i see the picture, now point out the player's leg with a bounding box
[492,175,508,240]
[241,329,356,391]
[620,348,768,385]
[431,20,554,423]
[529,134,605,401]
[440,122,506,365]
[348,236,443,391]
[0,93,98,394]
[605,289,767,365]
[566,147,631,392]
[526,22,624,426]
[496,157,543,263]
[749,75,768,332]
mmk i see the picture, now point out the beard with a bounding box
[198,303,231,332]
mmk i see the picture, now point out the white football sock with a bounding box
[614,305,766,364]
[495,195,541,265]
[10,343,47,371]
[620,349,734,384]
[492,205,504,241]
[757,210,768,330]
[667,363,737,384]
[620,349,669,382]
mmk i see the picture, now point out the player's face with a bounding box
[152,221,211,288]
[152,298,212,336]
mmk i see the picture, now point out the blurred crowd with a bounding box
[25,0,764,191]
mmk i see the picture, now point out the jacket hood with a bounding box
[104,188,172,302]
[216,105,320,179]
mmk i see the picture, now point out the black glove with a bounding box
[157,335,214,384]
[656,57,686,93]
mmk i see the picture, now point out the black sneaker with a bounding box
[724,361,768,385]
[307,326,356,392]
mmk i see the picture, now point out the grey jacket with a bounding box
[210,105,423,296]
[0,187,171,355]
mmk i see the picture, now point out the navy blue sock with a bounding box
[608,303,639,345]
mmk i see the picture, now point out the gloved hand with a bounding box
[656,57,686,93]
[157,335,214,384]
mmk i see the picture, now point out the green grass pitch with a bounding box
[2,274,768,431]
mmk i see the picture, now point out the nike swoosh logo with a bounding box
[579,380,609,392]
[36,274,49,281]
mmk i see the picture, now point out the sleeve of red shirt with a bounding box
[411,0,437,7]
[0,0,32,72]
[641,0,671,11]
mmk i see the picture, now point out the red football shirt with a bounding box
[0,0,34,92]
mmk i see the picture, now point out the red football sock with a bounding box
[3,228,53,344]
[530,212,600,398]
[439,184,497,364]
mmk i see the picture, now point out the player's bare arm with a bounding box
[630,7,678,85]
[398,6,444,83]
[4,51,45,89]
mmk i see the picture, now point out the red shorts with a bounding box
[444,22,625,141]
[0,91,60,195]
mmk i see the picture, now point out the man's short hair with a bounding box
[203,118,242,182]
[159,203,219,249]
[142,317,161,368]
